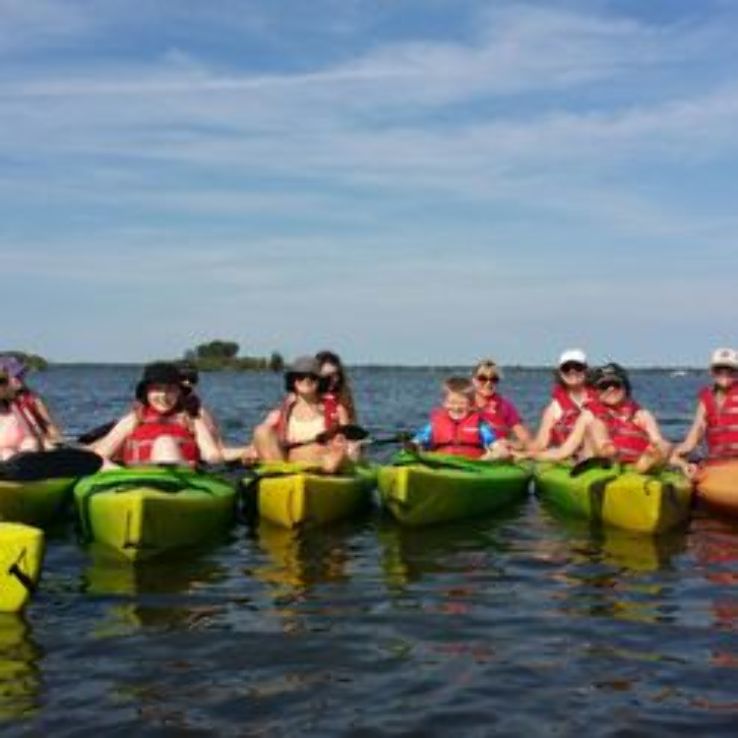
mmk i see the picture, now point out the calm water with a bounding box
[4,366,738,736]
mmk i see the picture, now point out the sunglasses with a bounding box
[293,372,319,383]
[560,362,586,373]
[596,381,623,392]
[712,365,737,375]
[475,374,499,385]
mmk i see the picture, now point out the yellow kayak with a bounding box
[242,462,376,529]
[0,523,44,613]
[535,461,693,533]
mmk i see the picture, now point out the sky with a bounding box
[2,0,738,366]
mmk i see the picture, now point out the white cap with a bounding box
[558,349,587,367]
[710,347,738,369]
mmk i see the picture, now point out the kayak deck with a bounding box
[697,460,738,517]
[74,466,236,561]
[378,452,531,527]
[534,462,693,533]
[0,522,44,612]
[242,462,376,529]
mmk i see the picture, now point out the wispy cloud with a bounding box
[2,1,738,361]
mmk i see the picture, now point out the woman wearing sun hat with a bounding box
[471,358,531,448]
[672,348,738,477]
[251,355,352,472]
[91,361,222,466]
[531,349,595,452]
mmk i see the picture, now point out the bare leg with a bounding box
[253,424,285,462]
[150,436,186,464]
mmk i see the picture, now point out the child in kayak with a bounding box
[91,362,223,466]
[671,348,738,477]
[532,349,594,451]
[0,354,62,447]
[471,359,532,449]
[0,368,42,460]
[409,377,511,459]
[526,363,670,473]
[251,356,353,473]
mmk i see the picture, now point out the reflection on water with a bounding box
[12,367,738,734]
[0,615,41,721]
[83,547,230,635]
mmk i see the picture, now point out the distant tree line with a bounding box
[183,340,284,372]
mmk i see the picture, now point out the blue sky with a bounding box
[2,0,738,365]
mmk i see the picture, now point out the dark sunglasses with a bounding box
[712,365,737,374]
[293,372,319,382]
[560,362,586,373]
[475,374,499,384]
[596,380,623,391]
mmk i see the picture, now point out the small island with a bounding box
[0,350,48,371]
[183,340,284,372]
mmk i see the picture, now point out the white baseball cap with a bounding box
[558,349,588,367]
[710,347,738,369]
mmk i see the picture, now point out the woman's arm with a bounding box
[672,402,706,457]
[531,412,592,461]
[194,417,223,464]
[90,413,137,459]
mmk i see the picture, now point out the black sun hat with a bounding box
[135,362,184,403]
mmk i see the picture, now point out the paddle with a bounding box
[76,420,116,445]
[569,456,615,478]
[283,423,370,451]
[0,448,104,482]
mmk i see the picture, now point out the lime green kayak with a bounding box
[378,451,531,527]
[0,522,44,613]
[534,461,693,533]
[242,461,376,529]
[0,476,74,526]
[74,466,236,561]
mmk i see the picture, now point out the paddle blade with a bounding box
[569,456,614,478]
[0,449,104,482]
[76,421,115,445]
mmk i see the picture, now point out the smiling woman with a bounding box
[90,362,223,466]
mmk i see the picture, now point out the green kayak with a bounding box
[378,451,531,526]
[74,466,236,561]
[534,461,693,533]
[0,449,103,526]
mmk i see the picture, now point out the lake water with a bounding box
[4,366,738,736]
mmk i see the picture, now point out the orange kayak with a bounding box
[696,460,738,516]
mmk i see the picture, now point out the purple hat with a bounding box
[0,355,28,380]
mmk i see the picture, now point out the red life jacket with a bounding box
[479,394,513,439]
[275,395,340,449]
[122,407,200,465]
[700,384,738,462]
[587,398,650,463]
[549,386,594,446]
[429,408,486,458]
[13,391,48,437]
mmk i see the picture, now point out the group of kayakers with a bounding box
[1,347,737,476]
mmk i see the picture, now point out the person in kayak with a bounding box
[0,368,42,460]
[91,362,222,466]
[409,377,511,459]
[251,356,353,472]
[526,363,670,472]
[316,350,358,423]
[671,348,738,477]
[532,349,595,451]
[0,354,62,447]
[471,359,532,449]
